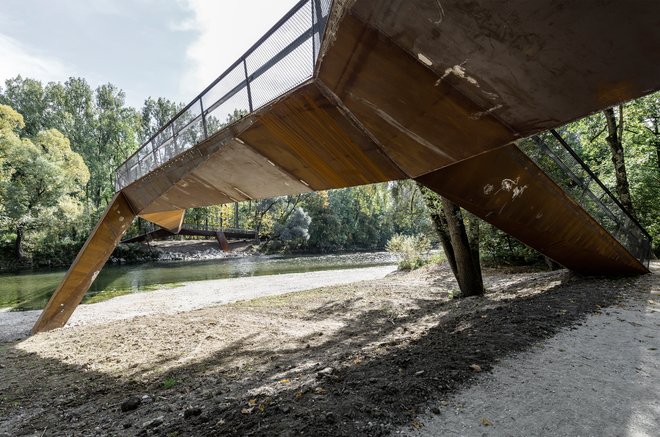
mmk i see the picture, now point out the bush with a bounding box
[386,233,431,270]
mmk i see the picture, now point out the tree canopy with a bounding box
[0,104,89,259]
[0,73,658,269]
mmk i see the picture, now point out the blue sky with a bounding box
[0,0,298,108]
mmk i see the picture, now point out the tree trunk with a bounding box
[417,183,484,297]
[655,137,660,176]
[603,106,637,220]
[418,185,458,276]
[441,197,484,297]
[464,211,483,288]
[15,226,27,262]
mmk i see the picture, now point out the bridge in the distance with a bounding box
[33,0,658,333]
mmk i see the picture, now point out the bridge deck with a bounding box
[32,0,658,333]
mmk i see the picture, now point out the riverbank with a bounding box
[0,265,396,342]
[0,239,254,273]
[0,250,398,311]
[1,262,656,436]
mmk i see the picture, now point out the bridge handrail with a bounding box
[115,0,331,191]
[519,129,652,268]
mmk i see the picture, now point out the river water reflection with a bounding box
[0,252,397,311]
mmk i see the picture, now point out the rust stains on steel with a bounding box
[416,144,647,276]
[33,0,660,333]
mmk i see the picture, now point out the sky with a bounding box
[0,0,299,108]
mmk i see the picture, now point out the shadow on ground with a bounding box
[0,265,655,436]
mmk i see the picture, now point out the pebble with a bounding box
[317,367,335,379]
[120,396,141,412]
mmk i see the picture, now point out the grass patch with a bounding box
[162,376,177,389]
[83,283,183,304]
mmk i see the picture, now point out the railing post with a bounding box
[243,59,254,112]
[311,0,316,64]
[313,0,324,37]
[199,99,209,139]
[171,124,178,153]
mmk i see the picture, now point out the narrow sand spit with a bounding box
[0,265,396,342]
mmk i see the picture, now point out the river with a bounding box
[0,252,397,311]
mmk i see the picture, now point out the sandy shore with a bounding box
[0,265,396,342]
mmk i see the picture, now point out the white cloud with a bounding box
[175,0,299,102]
[0,33,72,86]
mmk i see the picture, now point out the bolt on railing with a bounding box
[517,129,652,268]
[115,0,331,191]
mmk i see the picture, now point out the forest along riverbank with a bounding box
[1,262,656,436]
[0,249,397,311]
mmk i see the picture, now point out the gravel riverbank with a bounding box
[0,265,396,342]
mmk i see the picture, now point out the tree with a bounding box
[0,105,89,261]
[418,184,484,297]
[561,94,660,254]
[276,207,311,241]
[0,76,48,136]
[139,97,180,142]
[1,76,141,211]
[603,106,637,219]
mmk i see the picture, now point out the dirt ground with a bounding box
[0,262,658,436]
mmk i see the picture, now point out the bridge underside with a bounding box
[32,0,659,333]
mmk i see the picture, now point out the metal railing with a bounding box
[180,223,256,235]
[517,129,652,268]
[115,0,332,190]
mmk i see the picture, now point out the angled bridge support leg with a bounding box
[416,144,648,276]
[31,192,136,334]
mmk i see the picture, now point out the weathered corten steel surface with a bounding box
[240,83,405,190]
[31,192,136,334]
[416,145,647,275]
[33,0,660,333]
[347,0,660,136]
[318,11,516,176]
[139,210,185,233]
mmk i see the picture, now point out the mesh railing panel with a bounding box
[115,0,332,190]
[517,129,652,268]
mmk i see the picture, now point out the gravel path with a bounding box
[403,290,660,436]
[0,265,396,342]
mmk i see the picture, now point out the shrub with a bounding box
[386,233,431,270]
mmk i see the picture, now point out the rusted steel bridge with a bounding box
[33,0,659,333]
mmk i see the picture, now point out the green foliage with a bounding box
[162,376,178,389]
[386,233,431,270]
[0,105,89,260]
[479,224,543,266]
[558,93,660,254]
[1,76,140,208]
[2,71,658,270]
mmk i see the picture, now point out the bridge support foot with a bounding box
[215,231,231,252]
[31,192,136,334]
